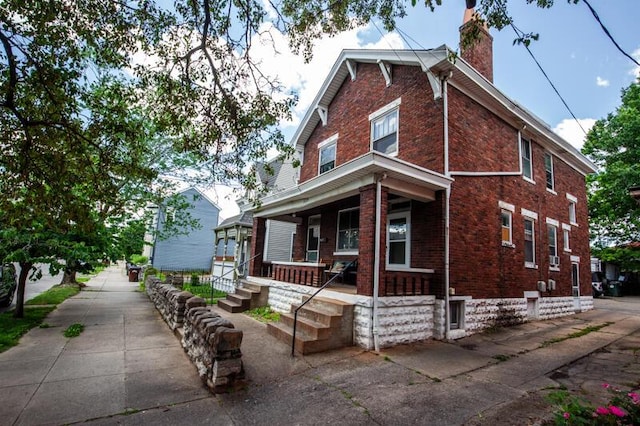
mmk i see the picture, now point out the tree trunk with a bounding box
[14,261,32,319]
[60,269,77,284]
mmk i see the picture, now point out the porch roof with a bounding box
[251,152,452,218]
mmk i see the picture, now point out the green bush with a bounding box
[549,384,640,425]
[129,254,148,265]
[190,273,200,286]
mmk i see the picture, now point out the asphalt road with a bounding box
[0,264,61,313]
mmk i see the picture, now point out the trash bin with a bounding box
[128,266,141,282]
[605,281,622,297]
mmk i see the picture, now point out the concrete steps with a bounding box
[217,281,269,313]
[266,296,354,354]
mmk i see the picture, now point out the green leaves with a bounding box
[584,81,640,257]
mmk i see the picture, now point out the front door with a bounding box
[306,216,320,262]
[572,262,581,312]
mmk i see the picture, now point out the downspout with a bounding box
[373,172,386,352]
[443,75,451,340]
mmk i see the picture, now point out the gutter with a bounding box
[443,75,451,340]
[372,172,386,352]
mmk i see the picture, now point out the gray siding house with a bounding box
[151,187,220,271]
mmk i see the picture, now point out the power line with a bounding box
[508,21,588,136]
[582,0,640,67]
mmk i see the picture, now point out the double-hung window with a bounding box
[544,153,555,191]
[562,224,571,252]
[548,225,559,268]
[522,208,539,268]
[318,135,337,174]
[370,99,400,156]
[501,210,512,246]
[337,209,359,252]
[567,194,578,225]
[387,211,410,267]
[521,137,533,181]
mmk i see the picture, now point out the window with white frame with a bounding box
[370,99,400,156]
[521,137,533,181]
[318,135,337,174]
[501,210,512,246]
[387,211,410,267]
[567,194,578,225]
[524,217,536,268]
[336,208,359,252]
[563,227,571,252]
[544,153,554,191]
[548,224,559,268]
[449,301,464,330]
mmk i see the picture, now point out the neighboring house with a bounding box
[213,159,298,284]
[246,10,597,350]
[149,187,220,271]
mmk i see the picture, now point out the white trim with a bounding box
[562,223,571,231]
[546,217,560,227]
[521,208,538,220]
[333,251,358,256]
[566,193,578,203]
[570,255,581,263]
[498,200,515,212]
[377,60,392,87]
[525,262,538,269]
[524,291,540,299]
[546,188,558,195]
[369,98,402,121]
[316,106,328,126]
[387,210,411,268]
[271,260,326,267]
[346,60,356,81]
[386,267,434,273]
[318,133,339,149]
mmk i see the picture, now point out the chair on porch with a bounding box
[324,259,357,285]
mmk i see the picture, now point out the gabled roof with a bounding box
[178,186,221,212]
[215,210,253,230]
[292,46,596,176]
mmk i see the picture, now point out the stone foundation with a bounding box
[146,276,243,393]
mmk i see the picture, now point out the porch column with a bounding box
[250,217,267,277]
[358,184,386,296]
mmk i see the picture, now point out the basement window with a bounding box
[449,301,464,330]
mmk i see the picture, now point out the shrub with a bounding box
[190,273,200,286]
[549,384,640,425]
[129,254,148,265]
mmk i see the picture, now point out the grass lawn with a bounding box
[0,306,56,352]
[0,284,82,353]
[182,283,227,305]
[25,285,80,305]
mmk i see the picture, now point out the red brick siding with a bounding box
[299,64,445,184]
[460,24,494,82]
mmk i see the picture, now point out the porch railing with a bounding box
[383,273,430,296]
[291,258,358,356]
[209,253,261,301]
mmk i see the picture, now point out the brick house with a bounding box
[244,14,596,351]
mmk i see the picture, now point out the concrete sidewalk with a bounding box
[1,265,639,425]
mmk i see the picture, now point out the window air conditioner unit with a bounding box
[549,255,560,266]
[548,279,556,291]
[537,280,547,292]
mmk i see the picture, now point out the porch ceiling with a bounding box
[252,152,452,218]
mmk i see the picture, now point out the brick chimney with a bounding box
[460,7,493,82]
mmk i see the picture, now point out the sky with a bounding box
[208,0,640,218]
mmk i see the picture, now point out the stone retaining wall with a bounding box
[146,277,243,393]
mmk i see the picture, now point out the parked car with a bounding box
[0,263,17,307]
[591,271,605,298]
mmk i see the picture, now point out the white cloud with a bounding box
[631,48,640,78]
[596,76,610,87]
[553,118,597,151]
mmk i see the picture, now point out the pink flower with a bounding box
[595,406,610,415]
[628,392,640,404]
[563,412,570,419]
[602,383,611,389]
[608,405,626,417]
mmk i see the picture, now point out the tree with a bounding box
[583,80,640,270]
[1,0,581,318]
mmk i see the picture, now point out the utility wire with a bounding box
[508,21,588,136]
[582,0,640,67]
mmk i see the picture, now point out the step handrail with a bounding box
[291,258,357,356]
[210,253,261,301]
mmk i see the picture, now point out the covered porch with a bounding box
[247,152,452,298]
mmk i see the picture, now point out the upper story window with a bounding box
[562,224,571,252]
[548,225,559,268]
[567,193,578,225]
[522,208,538,269]
[337,208,359,252]
[318,134,338,174]
[501,210,512,246]
[544,153,555,191]
[370,98,401,156]
[521,137,533,181]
